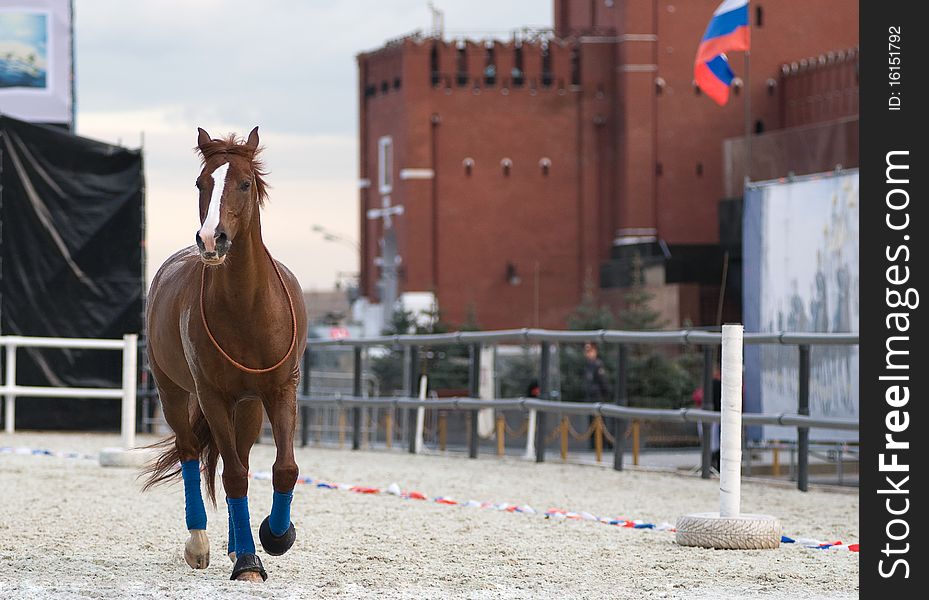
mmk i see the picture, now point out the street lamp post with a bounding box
[311,224,360,252]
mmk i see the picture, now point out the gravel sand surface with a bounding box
[0,432,858,599]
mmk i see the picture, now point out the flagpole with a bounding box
[744,50,752,185]
[743,31,752,184]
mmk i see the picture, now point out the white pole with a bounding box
[414,374,427,454]
[524,409,537,459]
[121,334,138,450]
[719,324,744,518]
[4,342,16,434]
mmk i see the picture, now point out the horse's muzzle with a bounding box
[195,231,230,264]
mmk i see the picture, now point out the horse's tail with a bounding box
[139,409,221,506]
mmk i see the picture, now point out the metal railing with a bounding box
[298,327,858,491]
[1,334,139,449]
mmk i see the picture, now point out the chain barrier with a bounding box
[601,421,616,445]
[502,414,530,437]
[544,420,563,444]
[566,418,598,442]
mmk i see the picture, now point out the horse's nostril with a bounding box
[215,232,230,254]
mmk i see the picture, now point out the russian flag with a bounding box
[694,0,751,105]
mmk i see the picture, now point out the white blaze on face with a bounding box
[198,162,229,253]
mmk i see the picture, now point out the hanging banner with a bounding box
[743,170,859,442]
[0,115,143,430]
[0,0,73,127]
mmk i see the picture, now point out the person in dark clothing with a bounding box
[582,343,612,449]
[583,343,610,402]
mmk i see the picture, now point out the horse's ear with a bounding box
[246,126,260,150]
[197,128,212,150]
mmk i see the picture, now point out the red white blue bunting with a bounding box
[250,469,859,553]
[1,446,859,553]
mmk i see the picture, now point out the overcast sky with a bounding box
[74,1,552,290]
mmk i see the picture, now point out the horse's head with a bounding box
[193,126,268,265]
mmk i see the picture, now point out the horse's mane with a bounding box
[195,134,270,206]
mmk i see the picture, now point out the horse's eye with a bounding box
[239,180,252,191]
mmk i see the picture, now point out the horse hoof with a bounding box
[259,516,296,556]
[231,552,267,582]
[184,530,210,569]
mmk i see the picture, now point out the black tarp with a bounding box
[0,115,144,430]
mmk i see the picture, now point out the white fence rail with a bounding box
[1,334,138,449]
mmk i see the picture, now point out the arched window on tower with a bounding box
[501,158,513,176]
[484,44,497,86]
[570,47,581,86]
[539,157,551,176]
[512,45,525,87]
[456,43,468,87]
[731,77,743,96]
[541,45,553,88]
[430,44,440,86]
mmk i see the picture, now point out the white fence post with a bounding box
[121,334,138,450]
[4,341,16,434]
[676,323,781,550]
[414,375,427,454]
[719,324,743,518]
[524,409,537,459]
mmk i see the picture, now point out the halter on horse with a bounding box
[143,127,308,582]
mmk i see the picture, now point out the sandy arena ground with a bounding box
[0,432,858,599]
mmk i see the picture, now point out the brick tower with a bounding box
[357,0,858,330]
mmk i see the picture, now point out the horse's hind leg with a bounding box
[258,382,299,557]
[154,370,210,570]
[226,397,264,564]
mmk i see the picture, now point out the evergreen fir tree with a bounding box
[616,254,696,408]
[618,253,664,331]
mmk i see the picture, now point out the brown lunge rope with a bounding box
[199,246,297,374]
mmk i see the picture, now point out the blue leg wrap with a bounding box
[268,490,294,537]
[227,496,256,555]
[226,499,236,555]
[181,460,207,531]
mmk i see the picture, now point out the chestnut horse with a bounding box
[143,127,307,582]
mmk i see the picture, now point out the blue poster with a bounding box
[0,12,48,89]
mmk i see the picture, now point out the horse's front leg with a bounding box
[258,381,299,556]
[156,382,210,570]
[199,391,267,582]
[227,397,264,564]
